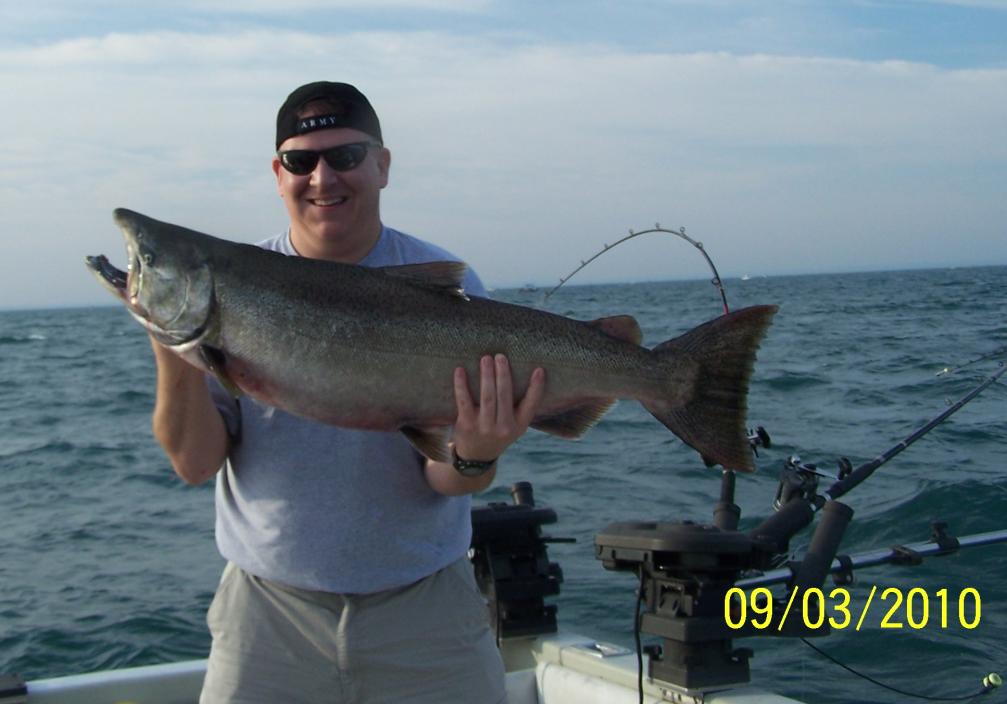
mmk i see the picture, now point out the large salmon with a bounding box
[87,209,777,471]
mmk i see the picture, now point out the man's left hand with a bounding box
[451,354,546,462]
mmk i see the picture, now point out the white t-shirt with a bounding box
[210,225,487,593]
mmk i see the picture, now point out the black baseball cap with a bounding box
[275,81,382,149]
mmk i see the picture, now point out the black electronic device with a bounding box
[469,482,570,639]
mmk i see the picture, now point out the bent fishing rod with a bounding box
[543,225,731,315]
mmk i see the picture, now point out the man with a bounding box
[150,81,546,703]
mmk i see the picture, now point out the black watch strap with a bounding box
[452,448,497,477]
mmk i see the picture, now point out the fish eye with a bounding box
[143,253,155,265]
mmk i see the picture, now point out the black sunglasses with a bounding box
[277,141,381,175]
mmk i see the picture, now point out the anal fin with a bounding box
[531,399,617,439]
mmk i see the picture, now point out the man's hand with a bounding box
[423,354,546,496]
[149,337,229,485]
[452,354,546,461]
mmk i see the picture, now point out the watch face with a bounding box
[458,464,491,477]
[453,453,496,477]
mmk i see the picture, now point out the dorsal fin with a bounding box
[380,261,469,300]
[585,315,642,345]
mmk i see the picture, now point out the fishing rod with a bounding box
[746,360,1007,579]
[542,225,731,315]
[731,360,1006,700]
[781,362,1007,507]
[937,346,1007,377]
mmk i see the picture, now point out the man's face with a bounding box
[272,126,390,257]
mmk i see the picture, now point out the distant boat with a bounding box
[741,274,751,281]
[519,283,539,293]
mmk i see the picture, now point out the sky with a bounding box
[2,0,1006,310]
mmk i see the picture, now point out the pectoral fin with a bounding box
[199,345,242,399]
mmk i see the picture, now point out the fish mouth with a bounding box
[85,254,131,302]
[86,250,172,339]
[89,208,216,348]
[89,209,146,309]
[86,240,144,318]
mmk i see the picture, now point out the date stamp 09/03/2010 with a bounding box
[724,586,982,632]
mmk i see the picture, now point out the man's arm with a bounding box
[424,354,545,496]
[149,339,230,486]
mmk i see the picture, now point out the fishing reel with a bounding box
[773,455,853,511]
[747,426,771,457]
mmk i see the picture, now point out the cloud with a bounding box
[1,29,1005,309]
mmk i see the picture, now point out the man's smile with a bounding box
[309,197,348,207]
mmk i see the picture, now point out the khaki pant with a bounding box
[200,558,506,704]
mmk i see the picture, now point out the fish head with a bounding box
[86,208,215,346]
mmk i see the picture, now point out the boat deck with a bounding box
[10,632,803,704]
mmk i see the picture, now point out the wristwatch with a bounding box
[452,448,497,478]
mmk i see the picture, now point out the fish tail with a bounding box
[642,304,778,472]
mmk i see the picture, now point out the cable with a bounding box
[635,567,645,704]
[801,638,1001,701]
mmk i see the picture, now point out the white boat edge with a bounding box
[11,632,804,704]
